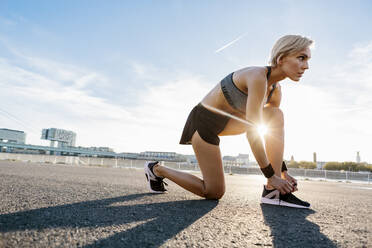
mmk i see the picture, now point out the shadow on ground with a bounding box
[0,193,218,247]
[261,204,337,248]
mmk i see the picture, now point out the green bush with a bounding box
[288,161,316,169]
[299,161,316,169]
[288,161,300,168]
[323,162,372,172]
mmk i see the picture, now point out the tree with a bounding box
[323,162,372,172]
[298,161,316,169]
[287,160,316,169]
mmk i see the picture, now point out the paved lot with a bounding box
[0,161,371,247]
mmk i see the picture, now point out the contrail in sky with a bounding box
[215,33,247,53]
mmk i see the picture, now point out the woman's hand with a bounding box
[282,171,298,192]
[268,175,294,194]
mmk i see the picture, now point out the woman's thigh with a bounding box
[191,131,225,198]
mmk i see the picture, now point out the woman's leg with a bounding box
[262,106,285,188]
[154,131,225,199]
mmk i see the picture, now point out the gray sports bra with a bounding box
[220,66,276,114]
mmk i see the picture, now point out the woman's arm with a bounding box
[245,75,269,168]
[265,84,298,191]
[265,83,282,108]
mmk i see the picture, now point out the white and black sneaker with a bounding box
[145,161,167,193]
[261,185,310,209]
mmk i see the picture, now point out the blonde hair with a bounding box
[269,35,313,67]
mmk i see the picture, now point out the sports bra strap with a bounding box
[266,66,271,80]
[265,66,277,103]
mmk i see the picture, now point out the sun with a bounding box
[257,124,268,138]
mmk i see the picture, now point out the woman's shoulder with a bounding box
[235,66,267,76]
[233,66,268,84]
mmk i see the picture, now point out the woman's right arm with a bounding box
[244,75,269,168]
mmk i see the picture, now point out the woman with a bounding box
[145,35,312,208]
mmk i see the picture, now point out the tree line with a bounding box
[287,161,372,172]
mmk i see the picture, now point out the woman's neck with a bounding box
[268,66,286,85]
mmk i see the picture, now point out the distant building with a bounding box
[0,128,26,144]
[236,153,249,166]
[356,151,361,163]
[316,161,327,169]
[41,128,76,147]
[222,154,250,166]
[222,155,236,161]
[313,152,317,163]
[139,151,185,162]
[183,154,197,164]
[247,160,259,167]
[88,147,114,152]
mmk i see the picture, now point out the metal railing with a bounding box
[122,161,371,184]
[221,165,371,183]
[1,153,370,183]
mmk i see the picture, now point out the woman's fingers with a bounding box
[285,183,293,193]
[279,180,293,194]
[269,175,294,194]
[292,181,298,191]
[284,174,298,192]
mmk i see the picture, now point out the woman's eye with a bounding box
[298,56,305,61]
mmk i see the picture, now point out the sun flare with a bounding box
[257,124,268,138]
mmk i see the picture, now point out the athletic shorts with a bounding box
[179,103,230,146]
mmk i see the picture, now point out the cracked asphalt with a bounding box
[0,161,371,247]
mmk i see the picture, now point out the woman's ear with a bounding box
[276,55,283,66]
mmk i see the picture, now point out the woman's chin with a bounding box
[290,75,301,82]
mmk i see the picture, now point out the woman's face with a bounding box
[280,47,311,82]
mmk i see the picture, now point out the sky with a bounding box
[0,1,371,163]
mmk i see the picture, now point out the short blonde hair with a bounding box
[269,35,313,67]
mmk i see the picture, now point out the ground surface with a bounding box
[0,161,371,248]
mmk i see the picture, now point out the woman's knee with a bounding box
[203,183,225,200]
[263,107,284,127]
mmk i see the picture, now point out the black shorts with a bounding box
[179,103,230,146]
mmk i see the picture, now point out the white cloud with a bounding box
[349,41,372,65]
[0,49,214,154]
[125,62,213,153]
[0,63,133,148]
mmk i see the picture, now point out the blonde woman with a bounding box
[145,35,312,208]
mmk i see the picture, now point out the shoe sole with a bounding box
[261,197,310,209]
[144,162,166,194]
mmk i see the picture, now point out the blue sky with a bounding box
[1,1,372,163]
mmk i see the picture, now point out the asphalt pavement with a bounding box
[0,161,371,247]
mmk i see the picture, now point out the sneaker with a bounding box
[261,185,310,209]
[144,161,167,193]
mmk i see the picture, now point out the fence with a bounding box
[0,152,370,183]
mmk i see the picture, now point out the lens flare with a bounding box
[203,103,272,140]
[257,124,268,138]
